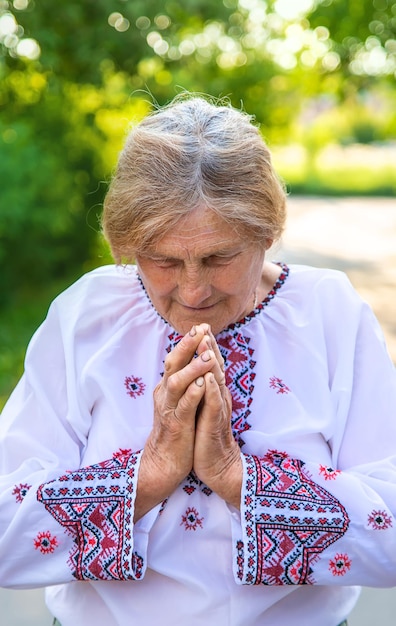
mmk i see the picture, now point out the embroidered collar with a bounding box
[137,262,290,333]
[227,262,289,330]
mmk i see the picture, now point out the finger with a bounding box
[173,375,206,423]
[196,328,225,374]
[196,339,226,388]
[208,329,226,372]
[153,375,206,439]
[196,372,232,434]
[164,349,217,409]
[163,325,208,380]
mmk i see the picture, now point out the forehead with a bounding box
[152,207,244,257]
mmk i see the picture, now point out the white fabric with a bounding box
[1,263,396,626]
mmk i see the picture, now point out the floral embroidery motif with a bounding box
[368,509,393,530]
[237,450,349,585]
[181,507,204,531]
[34,530,58,554]
[12,482,31,503]
[124,375,146,398]
[269,376,290,395]
[37,451,144,581]
[329,553,352,577]
[319,465,341,481]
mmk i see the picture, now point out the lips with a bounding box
[181,304,216,311]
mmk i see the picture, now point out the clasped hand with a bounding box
[135,324,242,521]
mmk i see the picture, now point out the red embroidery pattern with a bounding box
[182,471,212,497]
[181,507,204,531]
[159,499,168,516]
[329,553,352,577]
[368,509,393,530]
[34,530,58,554]
[217,332,256,445]
[319,465,341,481]
[269,376,290,394]
[167,330,256,447]
[113,448,132,462]
[166,331,183,353]
[229,263,290,325]
[12,483,31,503]
[124,375,146,398]
[237,450,349,585]
[37,449,144,581]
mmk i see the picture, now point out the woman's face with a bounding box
[136,206,266,335]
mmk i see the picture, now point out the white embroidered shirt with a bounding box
[1,263,396,626]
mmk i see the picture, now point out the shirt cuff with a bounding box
[37,449,160,581]
[231,451,349,585]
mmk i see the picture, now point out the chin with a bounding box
[164,304,236,336]
[172,317,227,337]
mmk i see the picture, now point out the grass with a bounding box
[273,143,396,196]
[1,141,395,410]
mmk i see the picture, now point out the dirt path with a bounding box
[280,195,396,626]
[280,195,396,362]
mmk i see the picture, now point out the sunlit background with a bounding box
[1,3,396,624]
[0,0,395,407]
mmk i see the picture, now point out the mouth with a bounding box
[181,304,217,312]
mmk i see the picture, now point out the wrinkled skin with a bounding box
[134,207,279,520]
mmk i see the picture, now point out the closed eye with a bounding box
[146,251,241,268]
[204,253,240,267]
[152,258,180,268]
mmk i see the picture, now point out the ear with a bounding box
[265,238,274,251]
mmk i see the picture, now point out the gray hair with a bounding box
[102,94,287,262]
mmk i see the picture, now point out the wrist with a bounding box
[199,452,243,509]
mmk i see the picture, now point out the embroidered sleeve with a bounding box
[233,450,349,585]
[37,450,146,581]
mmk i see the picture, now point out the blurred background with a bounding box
[1,0,396,406]
[0,0,395,622]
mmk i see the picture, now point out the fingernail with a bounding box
[201,350,212,362]
[189,326,197,337]
[195,376,204,387]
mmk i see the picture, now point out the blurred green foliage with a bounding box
[0,0,395,406]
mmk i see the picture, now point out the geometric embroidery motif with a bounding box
[165,331,183,356]
[37,449,144,581]
[164,265,290,451]
[237,450,349,585]
[166,329,257,492]
[182,470,212,497]
[217,331,256,446]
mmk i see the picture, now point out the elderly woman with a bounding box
[1,96,396,626]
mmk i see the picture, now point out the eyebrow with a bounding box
[148,246,244,260]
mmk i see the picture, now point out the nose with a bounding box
[178,267,212,307]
